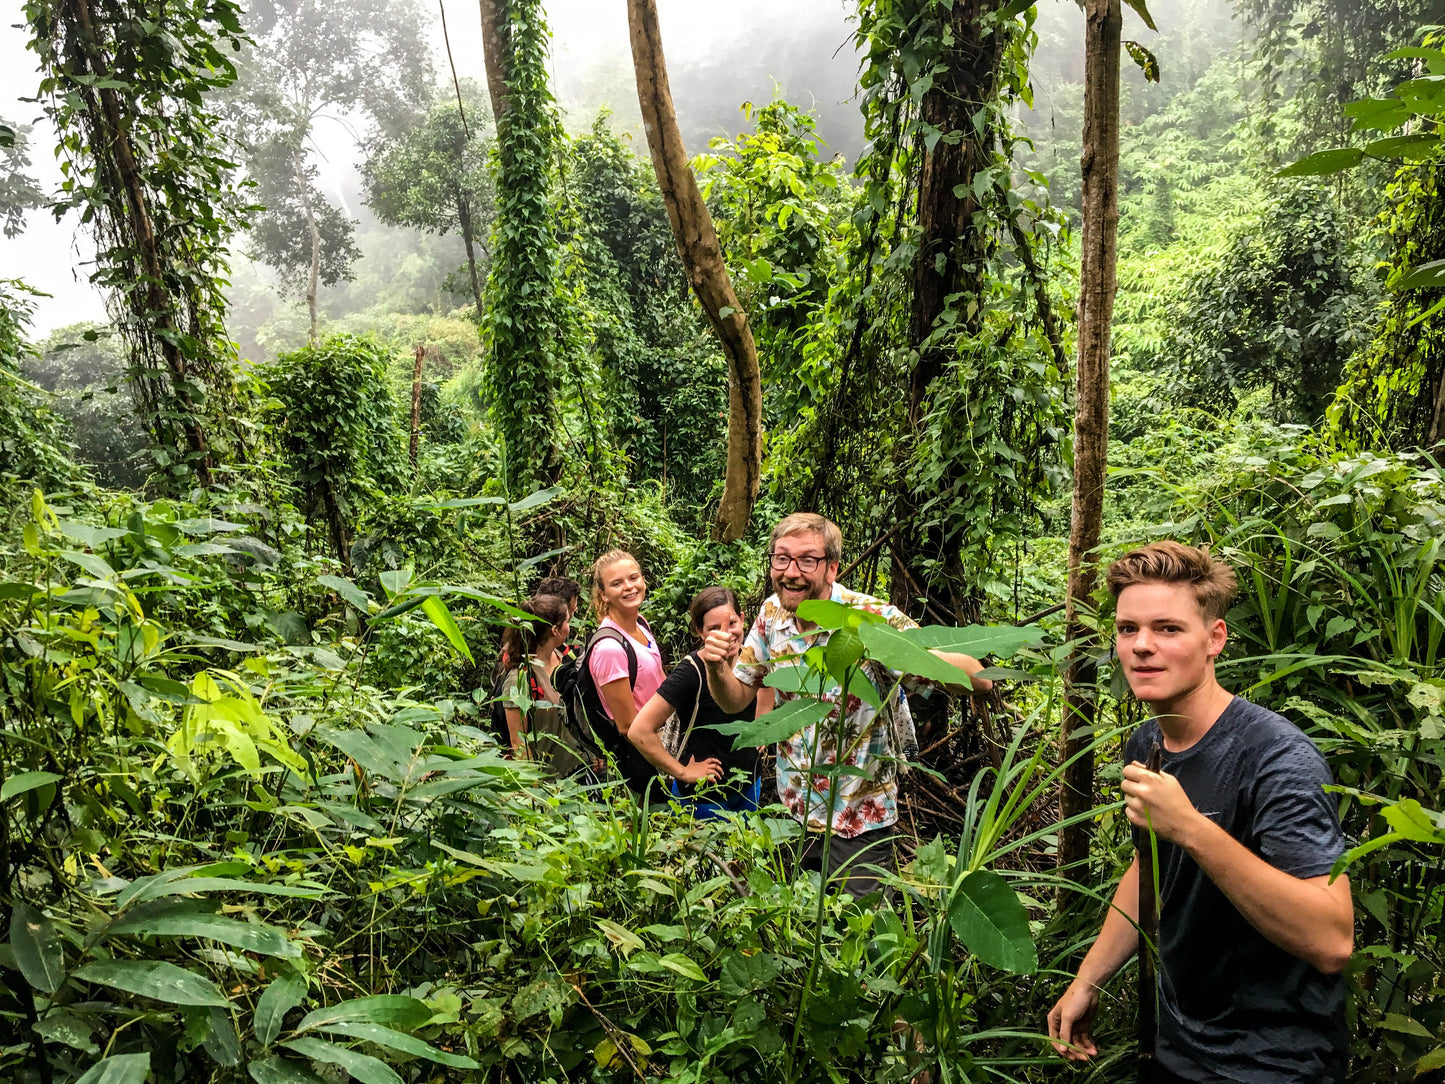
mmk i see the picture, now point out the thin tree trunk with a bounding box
[410,343,425,470]
[1058,0,1123,907]
[628,0,762,543]
[478,0,511,123]
[71,0,213,485]
[294,149,321,345]
[458,196,484,320]
[1429,356,1445,447]
[321,474,350,570]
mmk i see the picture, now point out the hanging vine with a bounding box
[26,0,251,487]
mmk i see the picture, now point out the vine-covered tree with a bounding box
[227,0,433,342]
[26,0,252,486]
[479,0,564,493]
[263,334,404,566]
[363,85,495,322]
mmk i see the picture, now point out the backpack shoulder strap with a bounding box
[587,626,638,686]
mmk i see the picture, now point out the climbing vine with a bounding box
[780,0,1069,618]
[25,0,252,487]
[481,0,563,494]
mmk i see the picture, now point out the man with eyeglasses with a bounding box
[701,512,991,897]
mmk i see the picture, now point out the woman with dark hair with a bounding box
[627,586,765,818]
[494,594,584,774]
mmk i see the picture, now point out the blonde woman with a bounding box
[584,549,665,795]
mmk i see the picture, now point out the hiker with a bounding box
[627,586,768,818]
[1046,541,1353,1083]
[536,575,582,659]
[586,549,667,796]
[700,512,991,897]
[493,593,585,774]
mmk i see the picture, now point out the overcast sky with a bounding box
[0,0,856,336]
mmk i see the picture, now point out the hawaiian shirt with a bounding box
[734,582,924,838]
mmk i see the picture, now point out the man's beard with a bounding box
[773,574,822,614]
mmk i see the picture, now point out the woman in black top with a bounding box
[627,586,767,816]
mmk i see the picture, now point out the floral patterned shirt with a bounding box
[734,582,923,838]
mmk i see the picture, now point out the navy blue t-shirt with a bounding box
[1125,697,1348,1083]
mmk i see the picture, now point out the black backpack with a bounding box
[553,623,661,794]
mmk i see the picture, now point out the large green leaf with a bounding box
[905,624,1040,658]
[1276,147,1364,177]
[74,1053,150,1084]
[203,1005,242,1066]
[248,1054,325,1084]
[74,959,231,1007]
[947,870,1038,975]
[1397,258,1445,290]
[255,972,308,1047]
[316,1021,479,1068]
[1123,0,1156,30]
[118,867,327,908]
[59,550,117,580]
[297,995,433,1032]
[2,771,63,802]
[317,575,370,612]
[11,901,66,994]
[108,906,299,958]
[420,595,475,664]
[281,1037,403,1084]
[857,622,977,685]
[1364,133,1441,161]
[377,568,414,600]
[714,698,834,749]
[796,598,887,630]
[508,485,564,513]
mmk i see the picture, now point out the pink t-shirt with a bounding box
[588,617,665,718]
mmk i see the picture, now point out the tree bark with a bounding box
[1058,0,1123,908]
[410,343,425,470]
[294,148,321,345]
[478,0,511,123]
[458,195,484,320]
[70,0,213,485]
[627,0,762,543]
[889,0,1008,622]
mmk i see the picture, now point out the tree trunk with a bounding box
[70,0,213,486]
[478,0,511,123]
[889,0,1009,621]
[410,343,425,470]
[294,149,321,345]
[627,0,762,543]
[1058,0,1123,908]
[458,195,484,320]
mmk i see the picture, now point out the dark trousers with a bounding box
[794,824,896,899]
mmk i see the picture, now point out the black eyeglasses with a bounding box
[768,552,827,573]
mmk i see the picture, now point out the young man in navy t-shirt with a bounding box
[1047,541,1354,1083]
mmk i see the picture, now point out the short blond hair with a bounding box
[589,549,639,618]
[1106,540,1237,621]
[769,513,842,563]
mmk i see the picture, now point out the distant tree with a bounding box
[27,323,149,489]
[0,121,45,238]
[1171,187,1370,422]
[0,281,80,492]
[227,0,433,342]
[363,86,495,321]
